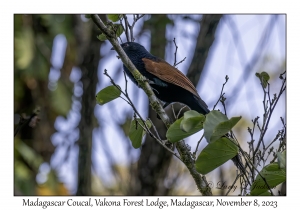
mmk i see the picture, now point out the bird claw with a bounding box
[161,140,173,149]
[156,113,161,120]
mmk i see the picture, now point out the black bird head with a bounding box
[112,42,151,60]
[120,42,145,52]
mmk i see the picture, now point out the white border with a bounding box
[2,0,297,209]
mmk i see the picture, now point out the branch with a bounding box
[176,140,212,195]
[92,15,170,125]
[253,72,286,157]
[104,69,180,159]
[172,38,187,67]
[91,15,212,195]
[192,134,205,159]
[213,75,229,110]
[14,108,40,137]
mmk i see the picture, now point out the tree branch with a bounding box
[91,14,212,195]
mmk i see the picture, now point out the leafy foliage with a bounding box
[277,150,286,170]
[113,24,124,37]
[166,111,205,143]
[195,137,238,174]
[180,110,204,132]
[255,71,270,88]
[203,110,228,142]
[250,163,286,195]
[107,14,122,22]
[97,22,124,41]
[96,85,121,105]
[128,119,152,148]
[210,116,241,142]
[97,33,107,41]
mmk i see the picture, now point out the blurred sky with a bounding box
[42,14,286,194]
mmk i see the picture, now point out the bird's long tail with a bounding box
[193,96,250,182]
[181,95,250,183]
[231,154,246,174]
[231,154,250,185]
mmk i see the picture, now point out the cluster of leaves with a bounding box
[249,71,286,195]
[95,69,286,196]
[96,86,240,173]
[87,15,124,41]
[250,156,286,196]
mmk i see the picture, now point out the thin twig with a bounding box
[135,116,181,160]
[173,38,178,66]
[238,144,274,195]
[14,108,40,137]
[171,104,176,119]
[173,37,187,67]
[105,69,181,160]
[175,57,187,67]
[213,75,229,110]
[192,134,205,159]
[225,173,242,196]
[176,105,187,119]
[148,118,162,141]
[253,73,286,157]
[123,15,130,42]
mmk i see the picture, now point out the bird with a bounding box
[112,42,247,178]
[112,42,210,115]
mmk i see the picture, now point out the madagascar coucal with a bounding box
[112,42,246,176]
[114,42,210,115]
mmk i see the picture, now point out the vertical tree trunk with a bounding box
[75,15,104,195]
[186,15,223,86]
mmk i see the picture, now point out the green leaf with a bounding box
[261,72,270,82]
[167,114,205,143]
[203,110,228,143]
[118,116,132,136]
[107,14,121,22]
[210,116,241,142]
[96,85,121,105]
[183,110,200,118]
[250,163,286,196]
[128,119,151,149]
[255,71,270,88]
[85,14,91,19]
[195,137,239,174]
[97,33,107,41]
[277,150,286,170]
[113,24,124,37]
[180,110,204,132]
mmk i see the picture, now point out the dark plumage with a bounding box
[116,42,210,115]
[113,42,247,177]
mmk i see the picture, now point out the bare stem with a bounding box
[213,75,229,110]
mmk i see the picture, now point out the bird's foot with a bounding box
[161,140,174,149]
